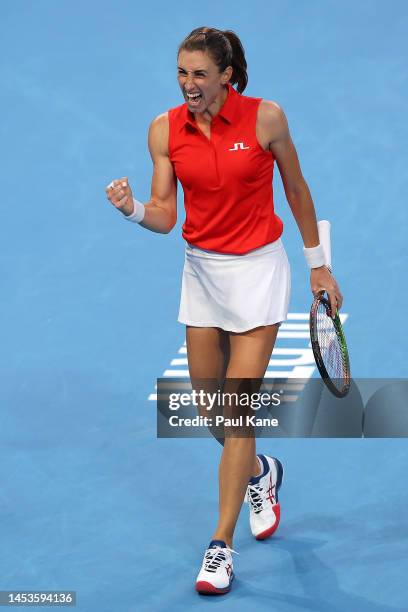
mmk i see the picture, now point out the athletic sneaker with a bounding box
[195,539,238,594]
[245,454,284,540]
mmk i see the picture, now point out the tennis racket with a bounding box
[309,220,351,398]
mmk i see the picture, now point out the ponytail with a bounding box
[222,30,248,93]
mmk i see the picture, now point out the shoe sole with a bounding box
[255,503,281,540]
[196,573,234,595]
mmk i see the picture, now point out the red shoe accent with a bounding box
[195,580,231,594]
[255,503,281,540]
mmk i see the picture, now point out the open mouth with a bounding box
[186,92,202,106]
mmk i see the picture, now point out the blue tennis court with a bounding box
[1,1,407,610]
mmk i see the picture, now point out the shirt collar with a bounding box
[181,83,238,131]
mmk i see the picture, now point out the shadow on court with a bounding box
[234,508,406,612]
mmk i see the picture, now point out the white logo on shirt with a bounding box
[228,142,250,151]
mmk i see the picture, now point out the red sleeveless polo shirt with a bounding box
[168,83,283,254]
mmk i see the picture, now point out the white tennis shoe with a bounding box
[195,540,238,595]
[245,454,284,540]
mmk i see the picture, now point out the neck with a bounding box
[198,85,228,123]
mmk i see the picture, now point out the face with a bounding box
[177,49,232,114]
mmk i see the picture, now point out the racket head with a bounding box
[310,294,351,398]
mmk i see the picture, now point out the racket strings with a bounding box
[316,302,347,385]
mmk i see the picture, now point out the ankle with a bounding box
[211,533,233,548]
[252,455,262,478]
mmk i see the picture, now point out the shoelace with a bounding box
[204,546,238,573]
[247,482,265,513]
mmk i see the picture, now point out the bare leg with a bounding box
[186,326,230,381]
[211,324,280,548]
[186,325,230,445]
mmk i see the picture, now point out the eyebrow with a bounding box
[177,66,208,74]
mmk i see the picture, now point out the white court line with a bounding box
[148,312,349,399]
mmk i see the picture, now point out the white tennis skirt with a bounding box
[177,238,291,333]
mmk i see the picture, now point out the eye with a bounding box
[177,70,206,77]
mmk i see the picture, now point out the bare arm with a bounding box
[259,100,343,313]
[105,113,177,234]
[139,112,177,233]
[259,100,319,248]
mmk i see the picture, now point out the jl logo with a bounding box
[228,142,250,151]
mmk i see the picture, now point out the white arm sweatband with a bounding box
[123,198,145,224]
[303,244,326,269]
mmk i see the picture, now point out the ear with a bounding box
[221,65,233,84]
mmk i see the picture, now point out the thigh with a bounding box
[226,324,280,378]
[186,325,230,380]
[186,326,230,442]
[221,324,280,438]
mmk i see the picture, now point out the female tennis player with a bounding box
[106,26,343,595]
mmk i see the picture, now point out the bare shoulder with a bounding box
[148,112,169,157]
[258,99,289,142]
[150,111,169,129]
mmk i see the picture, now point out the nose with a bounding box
[179,71,198,91]
[184,77,197,91]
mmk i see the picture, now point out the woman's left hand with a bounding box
[310,266,343,319]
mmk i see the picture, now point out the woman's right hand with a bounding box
[105,176,134,216]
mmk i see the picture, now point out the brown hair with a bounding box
[177,27,248,93]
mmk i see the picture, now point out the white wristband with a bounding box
[124,198,145,223]
[303,244,326,269]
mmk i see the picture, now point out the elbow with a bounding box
[286,185,311,209]
[162,217,177,234]
[150,199,176,233]
[286,178,309,202]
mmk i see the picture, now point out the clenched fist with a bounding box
[105,176,134,216]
